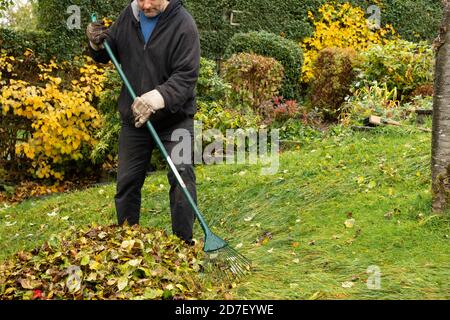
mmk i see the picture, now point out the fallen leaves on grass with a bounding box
[341,281,354,288]
[256,231,273,246]
[344,218,355,228]
[0,178,101,204]
[0,224,231,300]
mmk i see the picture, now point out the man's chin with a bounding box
[143,10,160,18]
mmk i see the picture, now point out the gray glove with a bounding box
[131,90,166,128]
[86,21,109,51]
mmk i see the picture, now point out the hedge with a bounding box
[3,0,442,61]
[375,0,442,42]
[185,0,315,59]
[34,0,129,59]
[29,0,314,60]
[0,28,64,61]
[185,0,442,58]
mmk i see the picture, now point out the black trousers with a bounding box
[114,117,197,242]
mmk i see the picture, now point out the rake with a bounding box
[90,14,251,279]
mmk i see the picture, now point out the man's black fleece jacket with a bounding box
[90,0,201,131]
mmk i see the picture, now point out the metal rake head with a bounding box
[204,245,252,281]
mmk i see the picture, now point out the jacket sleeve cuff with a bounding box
[89,40,104,51]
[155,85,175,112]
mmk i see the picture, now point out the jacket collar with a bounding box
[131,0,140,21]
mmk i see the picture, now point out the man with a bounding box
[86,0,200,245]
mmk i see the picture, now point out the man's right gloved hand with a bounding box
[86,21,109,51]
[131,90,166,128]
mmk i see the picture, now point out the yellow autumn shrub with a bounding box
[0,49,106,180]
[301,1,396,83]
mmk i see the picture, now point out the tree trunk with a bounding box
[432,2,450,213]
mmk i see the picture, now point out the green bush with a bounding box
[3,0,126,61]
[358,39,435,99]
[222,52,284,114]
[225,31,303,99]
[309,47,361,121]
[271,118,323,144]
[195,99,261,132]
[196,58,230,102]
[0,0,13,17]
[194,99,262,162]
[90,69,121,166]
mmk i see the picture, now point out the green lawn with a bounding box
[1,126,449,299]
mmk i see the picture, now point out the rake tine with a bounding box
[222,250,250,278]
[228,247,251,266]
[209,258,233,282]
[232,253,250,268]
[227,249,251,270]
[204,252,238,281]
[227,257,246,275]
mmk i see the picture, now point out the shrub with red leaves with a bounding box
[260,96,300,124]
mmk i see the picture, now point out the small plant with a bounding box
[271,118,323,144]
[308,47,361,121]
[260,96,300,124]
[358,39,434,99]
[225,31,303,99]
[195,99,261,132]
[196,57,230,102]
[222,52,284,113]
[341,81,402,125]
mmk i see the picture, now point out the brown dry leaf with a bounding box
[19,278,41,290]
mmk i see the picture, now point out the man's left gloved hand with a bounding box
[131,90,165,128]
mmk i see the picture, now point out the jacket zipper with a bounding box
[132,22,146,95]
[137,16,164,91]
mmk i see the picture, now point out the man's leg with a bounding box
[161,118,197,242]
[115,124,153,225]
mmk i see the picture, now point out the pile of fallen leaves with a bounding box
[0,180,83,204]
[0,173,109,204]
[0,225,232,300]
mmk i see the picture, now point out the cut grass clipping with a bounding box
[0,224,233,300]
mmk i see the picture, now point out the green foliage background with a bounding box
[186,0,442,58]
[0,0,442,61]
